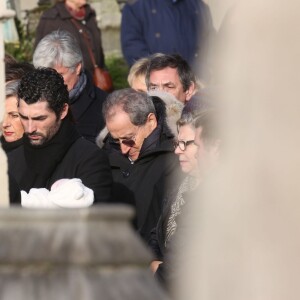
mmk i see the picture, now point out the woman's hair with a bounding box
[127,57,150,87]
[6,80,20,98]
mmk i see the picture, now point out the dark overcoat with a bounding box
[103,124,180,242]
[70,72,107,143]
[121,0,215,67]
[8,122,112,204]
[35,2,105,75]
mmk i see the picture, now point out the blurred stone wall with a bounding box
[91,0,122,56]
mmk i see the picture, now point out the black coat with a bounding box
[103,123,180,242]
[8,120,112,203]
[1,136,22,203]
[35,2,105,75]
[70,72,107,143]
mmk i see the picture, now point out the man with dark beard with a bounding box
[7,67,112,204]
[33,30,107,143]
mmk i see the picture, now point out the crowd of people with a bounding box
[1,0,220,293]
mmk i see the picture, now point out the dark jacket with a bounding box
[70,72,107,143]
[0,135,23,154]
[101,99,180,241]
[8,119,112,203]
[0,136,23,204]
[121,0,215,67]
[35,2,105,75]
[149,183,199,288]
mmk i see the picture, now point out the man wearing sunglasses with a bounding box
[101,88,180,242]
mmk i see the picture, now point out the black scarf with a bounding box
[0,135,23,153]
[20,119,81,192]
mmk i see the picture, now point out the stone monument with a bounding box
[0,205,169,299]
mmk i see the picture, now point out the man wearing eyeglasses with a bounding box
[100,88,180,242]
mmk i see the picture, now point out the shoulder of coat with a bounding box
[40,4,60,19]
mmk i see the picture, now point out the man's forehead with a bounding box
[150,67,180,83]
[106,107,133,128]
[19,99,51,114]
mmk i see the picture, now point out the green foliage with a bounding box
[5,17,34,62]
[106,55,130,90]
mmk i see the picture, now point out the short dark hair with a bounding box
[145,53,196,91]
[17,67,69,118]
[5,62,35,82]
[102,88,155,125]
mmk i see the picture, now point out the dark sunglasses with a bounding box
[110,138,136,147]
[110,127,141,147]
[174,140,195,151]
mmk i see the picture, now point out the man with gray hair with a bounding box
[33,29,107,143]
[100,88,180,241]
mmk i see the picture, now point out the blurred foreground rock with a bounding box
[0,205,168,300]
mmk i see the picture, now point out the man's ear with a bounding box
[75,63,82,76]
[185,81,196,101]
[60,103,69,120]
[146,112,158,131]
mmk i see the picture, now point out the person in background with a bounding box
[121,0,215,79]
[33,30,107,143]
[2,60,35,150]
[3,59,35,204]
[1,80,24,153]
[34,0,105,77]
[5,61,35,83]
[149,109,221,288]
[145,54,198,104]
[7,67,112,203]
[1,81,24,205]
[127,57,149,92]
[99,88,180,242]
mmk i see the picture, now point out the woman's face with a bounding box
[65,0,87,10]
[2,96,24,142]
[175,124,198,176]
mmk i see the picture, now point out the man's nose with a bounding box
[27,120,37,133]
[120,142,131,155]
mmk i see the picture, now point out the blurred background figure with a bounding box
[121,0,215,82]
[3,0,19,44]
[34,0,105,77]
[33,30,107,143]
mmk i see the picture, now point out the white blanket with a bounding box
[21,178,94,208]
